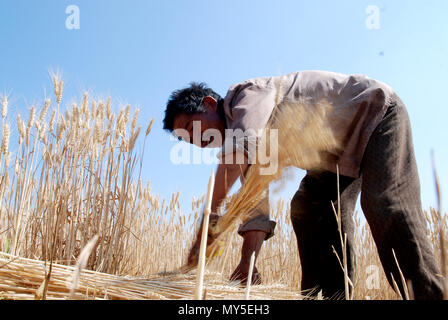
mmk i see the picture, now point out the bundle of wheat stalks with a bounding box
[209,99,340,256]
[0,251,304,300]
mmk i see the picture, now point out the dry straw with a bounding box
[69,235,99,299]
[431,151,448,299]
[244,252,256,300]
[0,252,303,300]
[194,172,215,300]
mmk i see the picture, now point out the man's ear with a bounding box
[203,96,218,112]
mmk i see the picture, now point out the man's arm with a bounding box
[211,156,249,213]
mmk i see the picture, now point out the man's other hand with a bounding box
[229,230,267,286]
[186,213,220,267]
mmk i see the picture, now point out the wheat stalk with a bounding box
[194,171,215,300]
[244,251,256,300]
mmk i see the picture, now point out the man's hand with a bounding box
[229,230,267,285]
[230,262,262,285]
[186,213,220,267]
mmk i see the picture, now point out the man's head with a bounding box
[163,82,226,148]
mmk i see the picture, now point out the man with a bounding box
[163,70,444,299]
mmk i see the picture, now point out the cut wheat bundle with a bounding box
[0,252,303,300]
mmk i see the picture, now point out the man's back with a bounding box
[222,70,397,177]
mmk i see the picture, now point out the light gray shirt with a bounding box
[219,70,396,178]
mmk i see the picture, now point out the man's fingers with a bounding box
[186,216,221,268]
[229,266,261,285]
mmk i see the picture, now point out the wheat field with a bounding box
[0,78,446,300]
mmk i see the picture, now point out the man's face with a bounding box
[172,96,225,148]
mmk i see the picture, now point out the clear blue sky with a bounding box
[1,0,447,215]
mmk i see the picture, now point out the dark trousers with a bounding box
[290,98,444,300]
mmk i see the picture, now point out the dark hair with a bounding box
[163,82,223,132]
